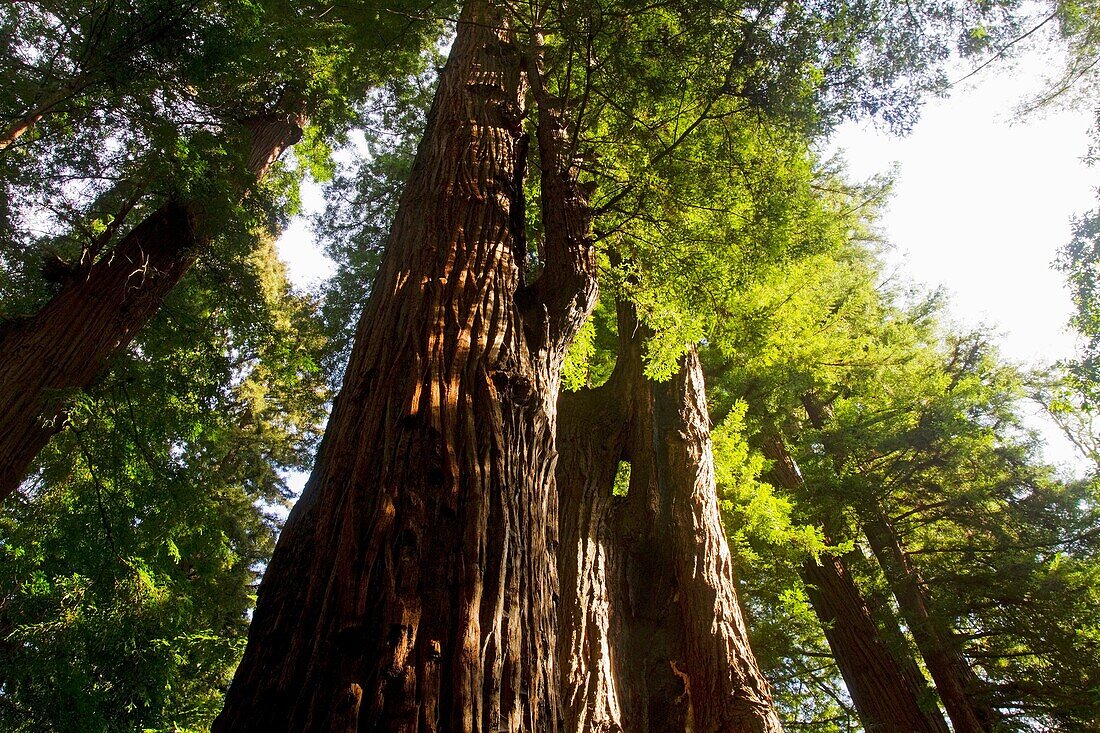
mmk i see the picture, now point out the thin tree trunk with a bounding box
[0,85,76,152]
[214,2,597,729]
[0,110,303,500]
[557,311,782,733]
[801,394,1000,732]
[761,439,949,733]
[863,512,1001,733]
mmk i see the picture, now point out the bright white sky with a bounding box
[279,43,1100,475]
[831,61,1095,366]
[826,48,1099,473]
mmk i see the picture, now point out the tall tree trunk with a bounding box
[761,439,949,733]
[214,2,597,729]
[802,393,999,732]
[863,512,1001,733]
[0,110,303,500]
[558,314,782,733]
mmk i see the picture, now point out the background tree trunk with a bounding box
[762,439,949,733]
[800,394,999,732]
[799,554,949,733]
[0,112,302,501]
[557,313,782,733]
[863,513,1001,733]
[215,2,597,729]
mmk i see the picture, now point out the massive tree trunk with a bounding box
[215,2,596,729]
[0,111,303,500]
[557,314,782,733]
[863,512,1001,733]
[762,439,949,733]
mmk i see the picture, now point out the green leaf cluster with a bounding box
[0,235,330,732]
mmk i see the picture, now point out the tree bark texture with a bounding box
[863,513,1001,733]
[215,3,597,730]
[0,110,303,500]
[557,320,782,733]
[761,439,949,733]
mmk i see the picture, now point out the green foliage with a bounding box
[1019,0,1100,112]
[561,317,599,392]
[714,400,825,568]
[708,392,856,730]
[501,0,1025,383]
[611,461,631,497]
[753,268,1100,730]
[560,291,621,391]
[0,236,329,732]
[1059,206,1100,404]
[0,0,447,326]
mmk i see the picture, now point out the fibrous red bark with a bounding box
[214,2,597,729]
[0,111,303,500]
[557,313,782,733]
[762,438,949,733]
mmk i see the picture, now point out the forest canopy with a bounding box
[0,1,1098,732]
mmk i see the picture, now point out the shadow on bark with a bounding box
[557,305,782,733]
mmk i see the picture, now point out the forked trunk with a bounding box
[558,315,782,733]
[762,439,949,733]
[215,2,597,729]
[0,112,302,500]
[863,512,1000,733]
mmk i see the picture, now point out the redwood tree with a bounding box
[214,2,597,728]
[862,512,1001,733]
[761,438,949,733]
[0,112,304,500]
[557,314,782,733]
[802,390,1003,733]
[0,0,437,500]
[208,0,1042,727]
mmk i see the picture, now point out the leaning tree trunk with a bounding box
[762,439,949,733]
[214,2,597,730]
[557,311,782,733]
[0,84,80,153]
[863,512,1001,733]
[801,395,999,733]
[0,111,303,500]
